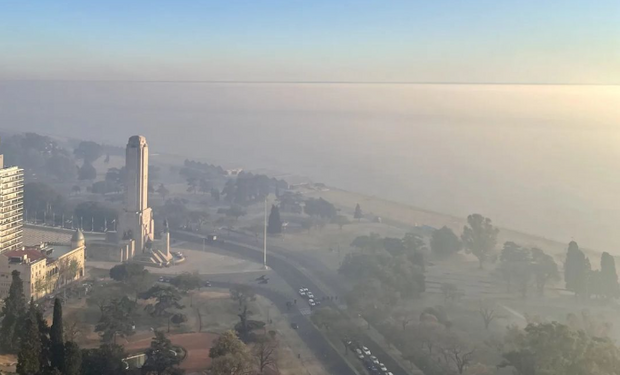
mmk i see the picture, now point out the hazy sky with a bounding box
[1,0,618,83]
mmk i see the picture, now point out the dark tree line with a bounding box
[564,241,619,300]
[1,132,77,181]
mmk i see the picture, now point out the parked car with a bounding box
[204,280,212,287]
[378,363,388,372]
[299,289,306,296]
[370,355,379,364]
[355,349,364,359]
[308,299,316,307]
[291,323,299,330]
[362,346,371,356]
[307,292,315,299]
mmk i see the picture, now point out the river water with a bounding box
[1,82,619,251]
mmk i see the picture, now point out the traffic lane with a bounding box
[225,232,350,296]
[174,232,409,375]
[208,280,357,375]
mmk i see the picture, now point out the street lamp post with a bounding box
[263,197,268,270]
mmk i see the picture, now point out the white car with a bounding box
[386,373,394,375]
[362,346,371,356]
[379,363,388,372]
[299,289,306,296]
[308,299,316,306]
[370,355,379,364]
[307,293,315,299]
[355,349,364,359]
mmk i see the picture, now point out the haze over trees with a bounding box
[461,214,499,269]
[1,132,77,181]
[431,226,462,257]
[304,198,337,219]
[267,205,282,234]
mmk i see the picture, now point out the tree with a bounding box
[170,272,201,306]
[46,154,78,181]
[498,242,533,296]
[403,232,427,269]
[1,270,27,352]
[141,331,182,375]
[210,353,252,375]
[461,214,499,269]
[74,141,103,164]
[252,336,278,374]
[170,272,202,293]
[156,184,170,200]
[50,298,65,371]
[63,341,82,375]
[440,282,461,303]
[354,203,363,221]
[441,335,476,375]
[16,304,42,375]
[186,176,198,194]
[218,205,247,221]
[600,252,619,299]
[210,330,247,359]
[35,304,51,369]
[91,180,119,195]
[210,187,221,202]
[109,263,147,283]
[209,331,252,375]
[95,297,136,343]
[79,162,97,181]
[229,284,256,309]
[564,241,590,297]
[350,233,383,253]
[478,301,499,330]
[139,285,183,317]
[169,313,188,333]
[530,248,558,295]
[332,215,350,231]
[199,178,210,195]
[80,344,127,375]
[501,322,620,375]
[267,205,282,234]
[431,226,462,257]
[304,198,337,219]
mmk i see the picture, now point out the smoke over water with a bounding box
[2,81,620,251]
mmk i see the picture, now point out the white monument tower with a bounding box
[119,135,154,254]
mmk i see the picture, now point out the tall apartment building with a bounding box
[0,153,24,254]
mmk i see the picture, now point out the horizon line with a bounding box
[1,79,619,86]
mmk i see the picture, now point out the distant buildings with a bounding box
[0,153,24,253]
[0,146,84,300]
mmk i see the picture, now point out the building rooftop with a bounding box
[3,249,47,263]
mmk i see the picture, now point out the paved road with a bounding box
[173,230,411,375]
[209,280,356,375]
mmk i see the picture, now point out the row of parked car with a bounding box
[344,339,393,375]
[298,287,321,307]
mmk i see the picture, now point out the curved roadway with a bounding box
[173,231,410,375]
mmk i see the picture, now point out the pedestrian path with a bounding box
[298,307,313,316]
